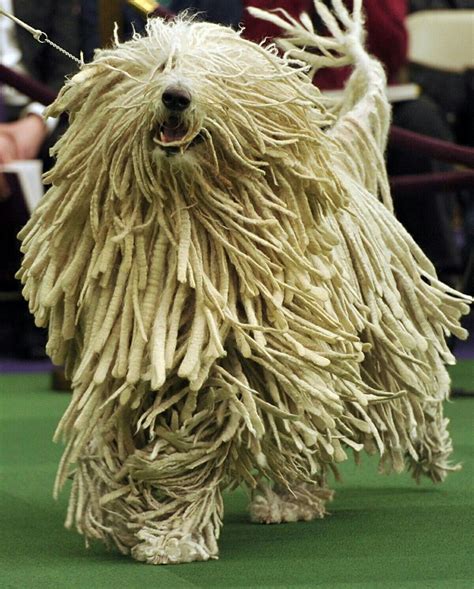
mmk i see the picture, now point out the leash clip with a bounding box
[0,7,83,67]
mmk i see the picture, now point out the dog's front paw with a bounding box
[131,527,218,565]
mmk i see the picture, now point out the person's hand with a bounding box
[0,114,47,164]
[0,128,18,164]
[0,131,17,199]
[0,115,47,199]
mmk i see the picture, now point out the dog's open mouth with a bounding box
[154,116,203,156]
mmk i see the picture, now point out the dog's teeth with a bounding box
[160,131,165,142]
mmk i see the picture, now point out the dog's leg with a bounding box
[125,453,226,565]
[130,484,224,565]
[249,481,334,525]
[61,427,226,564]
[371,397,458,484]
[405,398,459,484]
[356,356,459,484]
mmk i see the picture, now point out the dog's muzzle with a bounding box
[154,85,203,156]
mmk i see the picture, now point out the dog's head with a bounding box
[49,17,332,184]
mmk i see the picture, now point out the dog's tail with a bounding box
[247,0,392,208]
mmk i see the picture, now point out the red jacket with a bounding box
[242,0,408,88]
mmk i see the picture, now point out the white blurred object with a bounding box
[407,10,474,73]
[1,159,43,213]
[324,83,420,103]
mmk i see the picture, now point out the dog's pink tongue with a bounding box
[161,122,188,144]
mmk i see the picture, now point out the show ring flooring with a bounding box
[1,367,473,588]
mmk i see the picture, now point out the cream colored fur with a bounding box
[18,0,470,564]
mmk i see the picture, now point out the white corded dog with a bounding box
[18,0,470,564]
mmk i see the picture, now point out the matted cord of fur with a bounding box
[18,0,471,564]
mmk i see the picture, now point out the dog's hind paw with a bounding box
[406,416,461,484]
[131,527,218,565]
[249,483,334,524]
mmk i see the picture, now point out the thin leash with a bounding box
[0,7,84,67]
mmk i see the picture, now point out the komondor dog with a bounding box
[18,0,470,565]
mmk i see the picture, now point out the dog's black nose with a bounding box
[162,85,192,111]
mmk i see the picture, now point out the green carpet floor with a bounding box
[1,366,473,588]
